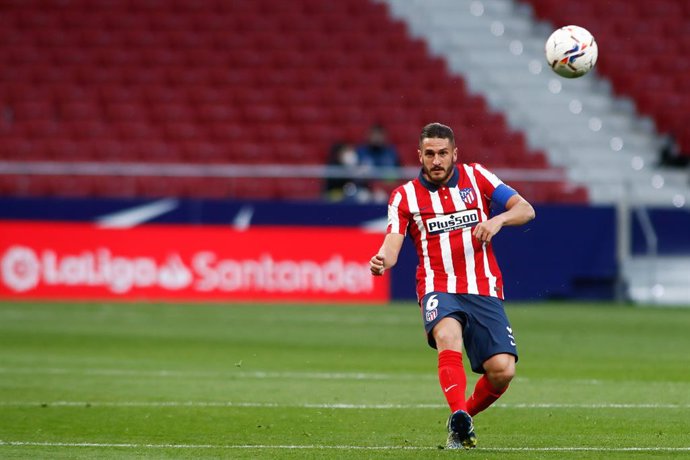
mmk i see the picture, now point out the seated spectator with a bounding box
[356,123,401,168]
[356,124,402,202]
[324,142,371,202]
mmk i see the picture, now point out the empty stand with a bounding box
[0,0,578,202]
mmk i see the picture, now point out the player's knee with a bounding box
[433,328,457,349]
[489,366,515,389]
[432,318,462,350]
[485,354,515,388]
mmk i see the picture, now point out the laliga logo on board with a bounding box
[0,245,193,293]
[0,245,375,295]
[1,246,41,292]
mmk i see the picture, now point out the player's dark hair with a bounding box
[419,122,455,147]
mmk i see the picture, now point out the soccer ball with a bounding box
[545,25,598,78]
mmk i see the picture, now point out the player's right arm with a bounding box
[371,186,409,276]
[370,233,405,276]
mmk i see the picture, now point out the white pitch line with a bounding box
[8,367,688,389]
[495,402,690,409]
[1,440,689,452]
[1,401,689,409]
[0,367,436,381]
[0,401,443,409]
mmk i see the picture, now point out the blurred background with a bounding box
[1,0,689,305]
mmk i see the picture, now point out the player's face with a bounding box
[418,137,457,185]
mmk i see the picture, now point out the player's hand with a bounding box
[370,254,386,276]
[472,219,502,243]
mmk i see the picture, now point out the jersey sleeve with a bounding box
[386,187,410,235]
[472,163,517,209]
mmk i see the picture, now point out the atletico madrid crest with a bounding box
[459,188,475,204]
[425,309,438,322]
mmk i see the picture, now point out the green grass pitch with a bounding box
[1,300,689,459]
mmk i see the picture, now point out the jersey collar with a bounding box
[418,166,460,191]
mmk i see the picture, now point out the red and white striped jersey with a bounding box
[387,164,517,301]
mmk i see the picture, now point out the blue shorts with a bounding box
[420,292,518,374]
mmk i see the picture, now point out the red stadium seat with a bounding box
[92,176,138,198]
[161,122,203,142]
[180,141,224,163]
[90,139,127,161]
[11,101,55,122]
[129,140,181,162]
[64,120,110,140]
[205,123,244,143]
[59,101,101,121]
[277,178,323,200]
[111,122,157,142]
[46,139,91,161]
[229,177,280,199]
[148,103,194,123]
[0,137,36,160]
[193,104,240,124]
[105,103,149,123]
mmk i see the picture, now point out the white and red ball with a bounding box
[545,25,598,78]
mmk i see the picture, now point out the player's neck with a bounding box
[423,166,457,187]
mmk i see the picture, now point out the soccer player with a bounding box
[369,122,535,449]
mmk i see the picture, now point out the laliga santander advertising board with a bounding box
[0,222,389,303]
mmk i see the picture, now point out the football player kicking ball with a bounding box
[369,122,535,449]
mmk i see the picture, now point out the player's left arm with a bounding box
[472,194,535,243]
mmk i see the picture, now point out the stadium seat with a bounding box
[11,101,55,122]
[0,137,36,160]
[229,177,280,199]
[64,121,110,141]
[277,178,323,200]
[180,141,225,163]
[92,176,138,198]
[161,122,203,142]
[60,101,102,121]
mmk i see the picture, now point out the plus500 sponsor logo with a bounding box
[426,209,480,234]
[0,246,373,294]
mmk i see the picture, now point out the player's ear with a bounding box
[418,149,423,164]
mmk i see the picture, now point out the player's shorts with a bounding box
[420,291,518,374]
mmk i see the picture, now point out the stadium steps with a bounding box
[624,256,690,306]
[377,0,690,208]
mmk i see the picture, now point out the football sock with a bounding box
[466,374,507,416]
[437,349,467,413]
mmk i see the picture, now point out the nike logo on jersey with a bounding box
[443,384,458,393]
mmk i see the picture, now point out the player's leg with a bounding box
[422,292,476,449]
[466,353,515,416]
[433,318,477,449]
[432,316,467,413]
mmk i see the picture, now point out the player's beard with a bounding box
[424,161,455,186]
